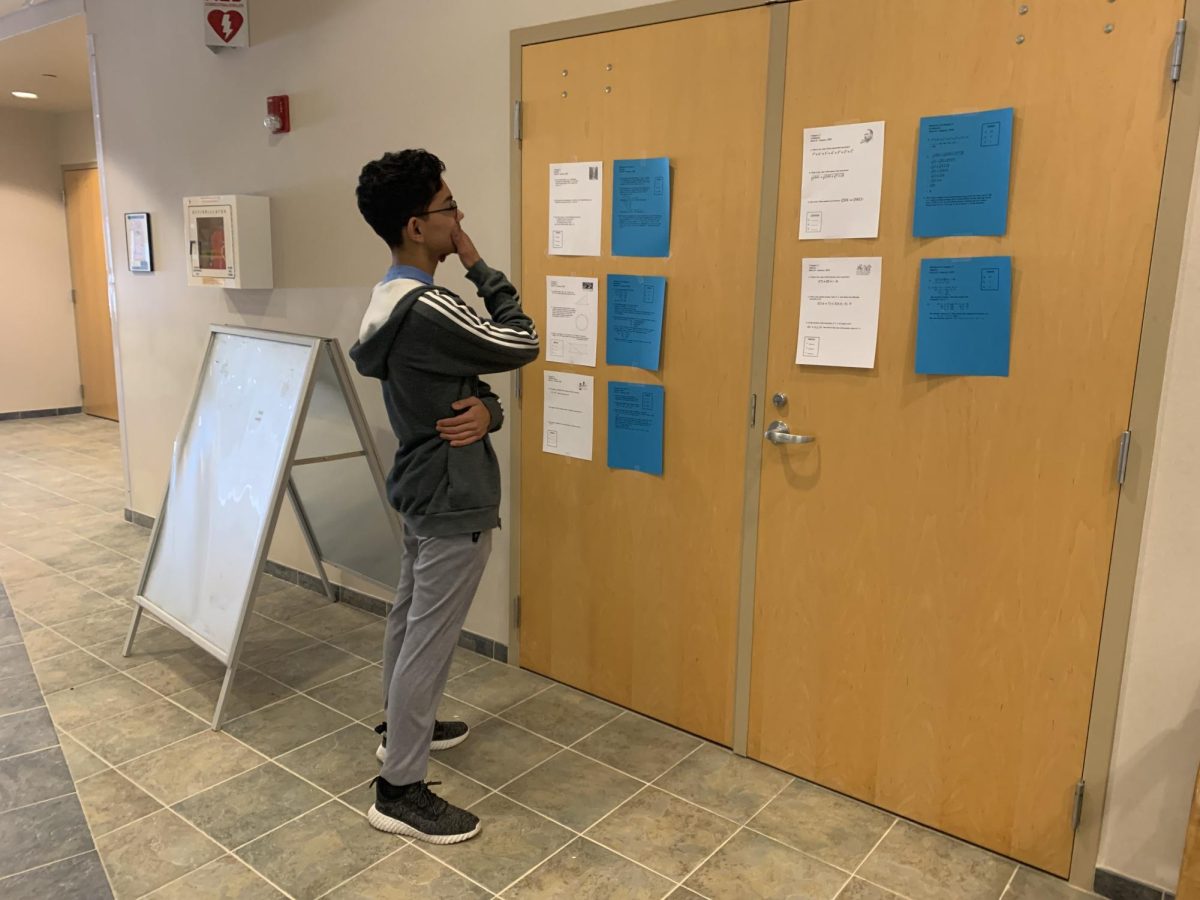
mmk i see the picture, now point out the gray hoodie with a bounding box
[349,261,539,537]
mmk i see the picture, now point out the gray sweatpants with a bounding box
[379,528,492,786]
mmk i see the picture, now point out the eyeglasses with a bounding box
[417,199,459,217]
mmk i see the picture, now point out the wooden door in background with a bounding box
[748,0,1183,874]
[64,167,118,420]
[519,8,771,744]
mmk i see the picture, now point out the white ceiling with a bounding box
[0,13,89,113]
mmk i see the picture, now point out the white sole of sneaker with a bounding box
[375,730,469,763]
[430,731,469,751]
[367,804,481,844]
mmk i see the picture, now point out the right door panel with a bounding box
[749,0,1181,874]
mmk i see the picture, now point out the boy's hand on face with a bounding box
[436,397,491,447]
[451,225,482,270]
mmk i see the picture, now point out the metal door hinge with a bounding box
[79,384,85,400]
[1117,430,1132,485]
[513,100,523,143]
[511,594,521,628]
[515,368,522,400]
[749,393,757,428]
[1171,19,1187,83]
[70,289,76,305]
[1071,779,1086,831]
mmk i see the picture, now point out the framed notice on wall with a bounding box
[125,212,153,272]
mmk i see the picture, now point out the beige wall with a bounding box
[57,109,95,165]
[0,106,82,414]
[86,0,652,643]
[1096,136,1200,893]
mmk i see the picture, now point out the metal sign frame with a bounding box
[122,325,402,729]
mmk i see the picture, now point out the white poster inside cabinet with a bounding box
[184,194,273,289]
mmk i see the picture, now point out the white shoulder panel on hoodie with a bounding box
[358,278,427,343]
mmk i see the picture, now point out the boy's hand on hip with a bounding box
[437,397,491,447]
[451,226,482,270]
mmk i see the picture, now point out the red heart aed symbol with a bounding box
[207,9,244,44]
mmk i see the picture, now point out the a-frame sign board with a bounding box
[123,326,403,729]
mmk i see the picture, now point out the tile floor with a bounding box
[0,415,1102,900]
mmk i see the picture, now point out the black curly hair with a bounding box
[356,149,445,249]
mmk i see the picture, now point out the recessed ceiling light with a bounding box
[11,91,38,100]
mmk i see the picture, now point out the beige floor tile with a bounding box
[72,697,208,765]
[52,606,140,646]
[856,821,1017,900]
[119,730,264,805]
[251,584,333,623]
[278,723,379,795]
[574,712,703,782]
[656,744,792,823]
[449,646,491,679]
[87,621,196,671]
[328,620,386,663]
[127,648,228,696]
[503,750,641,831]
[173,667,297,721]
[58,733,110,780]
[237,800,397,900]
[502,684,622,746]
[237,618,321,667]
[96,808,224,898]
[32,647,117,694]
[71,558,143,600]
[307,665,385,720]
[252,642,370,692]
[21,626,76,661]
[503,837,672,900]
[8,576,122,626]
[327,844,490,899]
[749,779,895,870]
[45,671,158,731]
[286,602,379,642]
[427,793,573,893]
[146,854,287,899]
[224,694,354,758]
[76,767,163,836]
[587,786,738,881]
[685,829,847,899]
[174,762,328,849]
[435,718,559,789]
[446,662,551,714]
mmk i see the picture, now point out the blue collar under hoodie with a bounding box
[349,259,539,537]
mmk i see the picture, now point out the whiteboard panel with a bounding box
[141,333,316,658]
[291,455,404,589]
[295,348,361,460]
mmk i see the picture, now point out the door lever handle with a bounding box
[765,420,815,445]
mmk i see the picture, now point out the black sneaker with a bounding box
[374,720,470,762]
[367,777,480,844]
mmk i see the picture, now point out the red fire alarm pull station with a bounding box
[265,95,290,134]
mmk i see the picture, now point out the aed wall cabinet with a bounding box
[184,194,273,289]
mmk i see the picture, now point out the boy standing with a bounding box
[350,149,538,843]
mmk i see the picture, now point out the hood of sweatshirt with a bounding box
[348,277,428,380]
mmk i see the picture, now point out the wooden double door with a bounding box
[518,0,1181,874]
